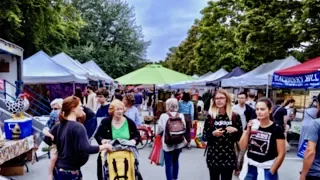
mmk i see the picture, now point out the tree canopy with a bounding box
[0,0,149,78]
[163,0,320,75]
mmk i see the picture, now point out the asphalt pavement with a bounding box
[10,111,302,180]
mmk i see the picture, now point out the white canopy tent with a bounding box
[52,52,99,81]
[73,60,102,81]
[185,68,228,86]
[23,51,88,84]
[168,69,228,89]
[221,56,300,88]
[82,60,113,83]
[168,80,194,89]
[199,71,213,79]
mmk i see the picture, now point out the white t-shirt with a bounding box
[197,100,204,112]
[232,104,247,129]
[246,100,256,110]
[157,112,187,152]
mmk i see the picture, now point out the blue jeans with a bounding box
[163,149,182,180]
[244,165,278,180]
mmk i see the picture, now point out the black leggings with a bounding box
[97,153,102,180]
[209,167,233,180]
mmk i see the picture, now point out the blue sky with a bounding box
[127,0,208,62]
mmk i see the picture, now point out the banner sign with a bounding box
[272,71,320,89]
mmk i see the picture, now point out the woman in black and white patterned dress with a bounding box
[203,89,243,180]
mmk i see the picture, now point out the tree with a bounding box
[70,0,150,78]
[195,0,243,74]
[294,0,320,60]
[163,24,200,75]
[235,0,302,69]
[162,0,310,75]
[0,0,85,57]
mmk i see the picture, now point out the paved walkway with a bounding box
[12,142,302,180]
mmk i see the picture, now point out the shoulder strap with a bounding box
[231,112,237,122]
[209,116,214,127]
[273,106,281,117]
[306,111,315,119]
[167,112,173,118]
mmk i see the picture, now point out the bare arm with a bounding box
[270,139,286,174]
[42,127,54,140]
[300,141,317,179]
[239,120,252,150]
[300,120,319,179]
[239,130,250,151]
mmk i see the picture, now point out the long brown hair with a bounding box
[59,96,80,122]
[209,89,232,119]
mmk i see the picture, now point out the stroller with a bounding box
[101,139,143,180]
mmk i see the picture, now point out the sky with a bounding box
[127,0,209,62]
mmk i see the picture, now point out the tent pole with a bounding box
[266,75,269,97]
[153,84,156,135]
[302,89,307,120]
[73,82,75,94]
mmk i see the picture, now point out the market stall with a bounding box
[0,135,34,176]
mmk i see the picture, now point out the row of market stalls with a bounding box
[23,51,113,84]
[22,51,115,114]
[167,56,300,92]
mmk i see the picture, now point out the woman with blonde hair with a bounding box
[94,99,140,180]
[203,89,243,180]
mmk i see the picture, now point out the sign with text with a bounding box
[272,71,320,89]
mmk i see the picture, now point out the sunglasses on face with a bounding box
[52,108,58,110]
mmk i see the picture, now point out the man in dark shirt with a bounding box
[133,88,143,114]
[96,88,110,121]
[113,89,123,101]
[82,106,97,140]
[272,98,288,131]
[202,89,212,112]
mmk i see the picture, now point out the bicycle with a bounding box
[137,123,155,149]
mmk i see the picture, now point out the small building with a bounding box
[0,38,24,99]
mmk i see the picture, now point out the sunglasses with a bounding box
[52,108,59,110]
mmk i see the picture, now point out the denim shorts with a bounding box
[244,165,278,180]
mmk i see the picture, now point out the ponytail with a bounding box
[59,111,66,122]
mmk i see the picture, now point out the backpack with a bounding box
[108,151,135,180]
[164,112,185,145]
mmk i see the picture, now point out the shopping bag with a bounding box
[159,150,165,166]
[149,135,164,166]
[191,121,198,140]
[297,140,308,159]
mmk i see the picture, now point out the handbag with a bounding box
[148,135,164,166]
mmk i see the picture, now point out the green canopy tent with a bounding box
[116,64,193,85]
[116,64,192,135]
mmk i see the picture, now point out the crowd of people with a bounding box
[40,85,320,180]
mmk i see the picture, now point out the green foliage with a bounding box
[69,0,150,78]
[0,0,85,57]
[163,0,320,75]
[0,0,149,78]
